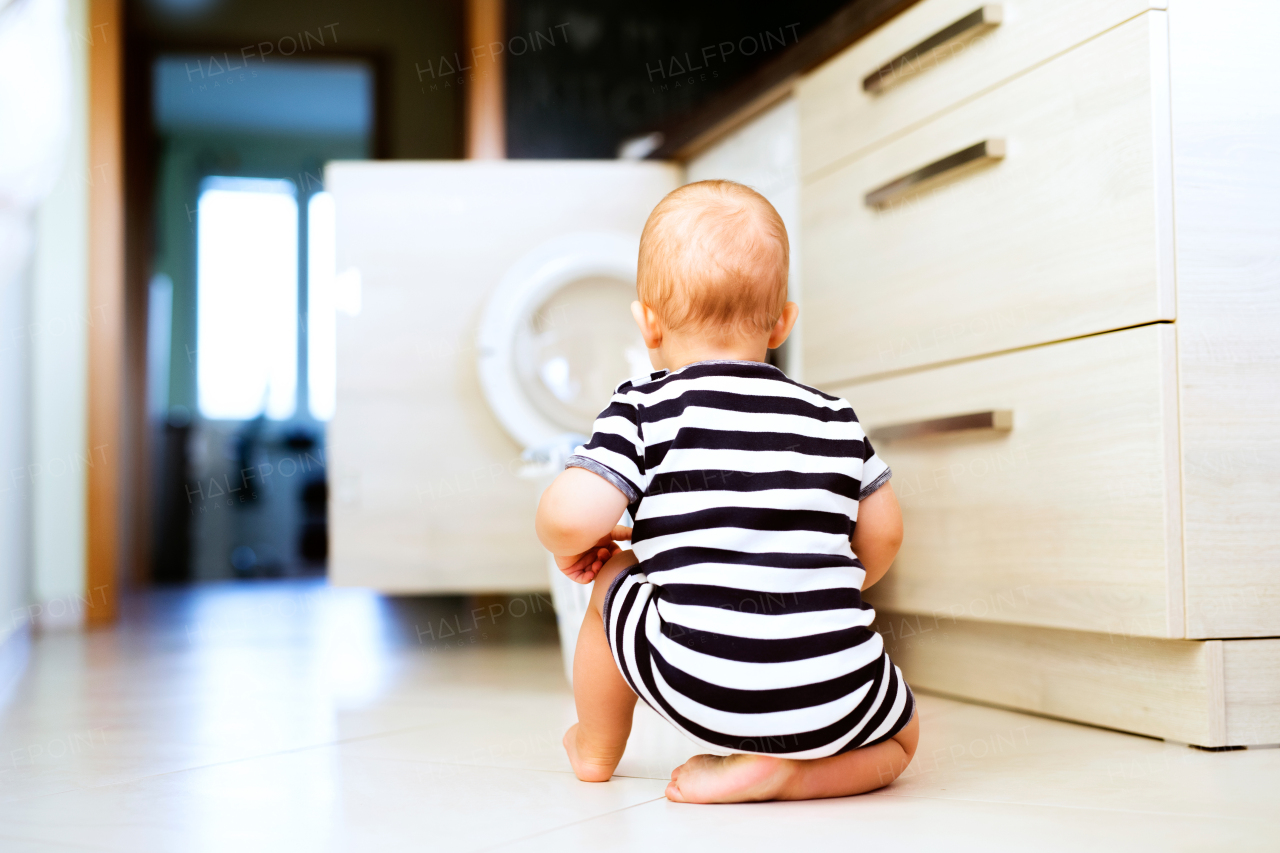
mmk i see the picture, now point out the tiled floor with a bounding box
[1,580,1276,852]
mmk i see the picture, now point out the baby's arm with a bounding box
[851,483,903,590]
[536,467,632,584]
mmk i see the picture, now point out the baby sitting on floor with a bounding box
[535,179,917,803]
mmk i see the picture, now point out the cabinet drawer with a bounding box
[802,13,1174,385]
[798,0,1164,178]
[834,324,1182,638]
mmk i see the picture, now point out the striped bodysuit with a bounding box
[566,359,915,758]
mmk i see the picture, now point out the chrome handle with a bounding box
[869,410,1012,443]
[864,138,1005,208]
[863,4,1003,93]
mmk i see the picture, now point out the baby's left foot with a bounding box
[563,724,622,783]
[665,753,795,803]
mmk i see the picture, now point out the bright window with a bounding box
[307,191,336,421]
[196,177,298,420]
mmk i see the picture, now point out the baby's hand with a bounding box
[555,526,632,584]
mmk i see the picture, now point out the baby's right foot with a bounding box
[665,753,795,803]
[563,723,622,782]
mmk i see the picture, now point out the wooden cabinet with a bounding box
[799,0,1166,180]
[1165,0,1280,642]
[837,324,1182,638]
[798,0,1280,743]
[803,13,1175,385]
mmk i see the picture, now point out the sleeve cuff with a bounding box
[565,455,641,503]
[859,466,892,500]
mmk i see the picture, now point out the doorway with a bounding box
[147,55,373,581]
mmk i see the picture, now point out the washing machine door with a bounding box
[477,232,652,452]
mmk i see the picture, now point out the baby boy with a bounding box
[535,180,917,803]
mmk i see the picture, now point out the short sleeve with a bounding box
[565,393,647,503]
[859,432,892,500]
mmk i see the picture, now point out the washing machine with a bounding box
[325,161,679,669]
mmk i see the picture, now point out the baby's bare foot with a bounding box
[665,753,796,803]
[563,723,622,783]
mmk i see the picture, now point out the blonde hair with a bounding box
[636,180,789,340]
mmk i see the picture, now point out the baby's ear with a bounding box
[631,301,662,349]
[768,302,800,349]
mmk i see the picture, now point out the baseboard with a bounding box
[877,610,1280,747]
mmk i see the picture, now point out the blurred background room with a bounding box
[0,0,1278,848]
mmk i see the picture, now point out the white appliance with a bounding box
[325,161,679,671]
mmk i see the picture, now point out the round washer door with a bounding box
[476,232,651,450]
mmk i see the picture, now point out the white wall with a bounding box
[685,96,804,380]
[30,0,89,629]
[0,0,86,650]
[0,211,32,652]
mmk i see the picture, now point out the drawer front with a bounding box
[834,324,1183,638]
[802,13,1174,385]
[798,0,1164,179]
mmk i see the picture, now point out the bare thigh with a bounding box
[892,709,920,761]
[589,549,638,619]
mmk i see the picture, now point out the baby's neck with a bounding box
[655,337,771,372]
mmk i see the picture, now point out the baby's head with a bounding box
[633,180,795,367]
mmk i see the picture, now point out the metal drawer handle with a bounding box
[864,138,1005,208]
[863,4,1003,93]
[869,410,1012,443]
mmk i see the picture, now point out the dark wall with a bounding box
[504,0,850,158]
[128,0,854,160]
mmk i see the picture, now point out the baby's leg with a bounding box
[563,549,639,782]
[666,713,919,803]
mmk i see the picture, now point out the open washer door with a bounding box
[327,161,679,593]
[477,231,652,451]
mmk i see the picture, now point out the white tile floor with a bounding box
[1,580,1276,852]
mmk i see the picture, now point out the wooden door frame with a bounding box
[87,0,123,625]
[465,0,505,159]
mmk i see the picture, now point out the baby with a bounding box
[535,180,917,804]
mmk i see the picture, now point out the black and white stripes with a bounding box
[567,360,914,758]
